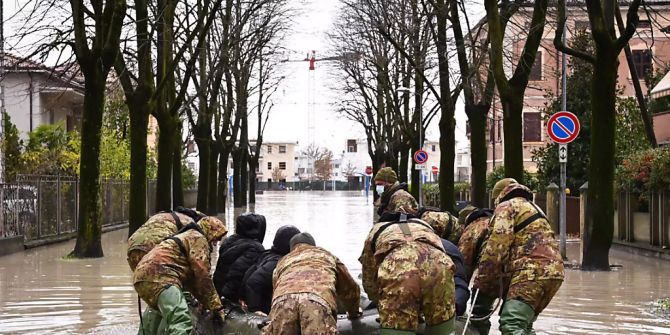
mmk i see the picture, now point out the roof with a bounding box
[1,53,84,89]
[651,71,670,98]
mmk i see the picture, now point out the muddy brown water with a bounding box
[0,191,669,334]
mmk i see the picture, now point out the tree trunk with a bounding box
[398,146,409,183]
[232,150,242,207]
[155,118,175,211]
[248,158,257,203]
[207,145,219,214]
[70,77,105,258]
[127,102,149,236]
[502,95,524,181]
[173,144,184,207]
[582,52,618,270]
[195,136,210,212]
[468,105,489,208]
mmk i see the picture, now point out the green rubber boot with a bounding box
[380,329,416,335]
[425,318,455,335]
[499,299,536,335]
[155,286,193,335]
[138,307,162,335]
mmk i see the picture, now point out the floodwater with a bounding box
[0,191,668,334]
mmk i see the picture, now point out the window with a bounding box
[431,144,436,152]
[335,164,340,169]
[279,145,287,153]
[267,145,272,154]
[529,51,542,81]
[347,139,357,153]
[279,162,287,170]
[523,112,541,142]
[267,162,272,170]
[638,20,651,29]
[632,49,652,79]
[298,168,305,174]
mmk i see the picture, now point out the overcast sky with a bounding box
[3,0,487,153]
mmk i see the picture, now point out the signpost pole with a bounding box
[559,144,567,259]
[418,107,423,208]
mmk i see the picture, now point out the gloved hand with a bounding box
[347,307,363,320]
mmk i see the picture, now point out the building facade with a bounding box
[2,54,84,138]
[483,2,670,172]
[256,141,298,183]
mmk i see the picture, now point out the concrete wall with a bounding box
[653,112,670,145]
[3,72,42,138]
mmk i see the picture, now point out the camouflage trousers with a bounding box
[262,293,337,335]
[377,242,455,331]
[507,279,563,314]
[127,248,148,272]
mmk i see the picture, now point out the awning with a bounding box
[650,71,670,99]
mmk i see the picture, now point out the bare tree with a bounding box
[555,0,643,270]
[314,149,334,187]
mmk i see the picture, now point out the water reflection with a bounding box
[0,191,669,334]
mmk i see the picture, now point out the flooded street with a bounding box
[1,191,669,334]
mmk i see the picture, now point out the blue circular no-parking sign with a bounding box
[414,150,428,164]
[547,111,580,144]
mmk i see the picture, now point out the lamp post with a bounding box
[397,86,423,206]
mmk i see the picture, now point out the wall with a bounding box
[653,112,670,145]
[3,72,41,138]
[258,143,297,182]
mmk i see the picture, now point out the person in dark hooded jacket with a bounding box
[441,238,470,316]
[213,213,267,301]
[241,225,301,314]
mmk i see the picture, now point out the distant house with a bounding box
[1,54,84,138]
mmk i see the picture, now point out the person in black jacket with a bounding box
[241,225,301,314]
[441,238,470,316]
[213,213,267,302]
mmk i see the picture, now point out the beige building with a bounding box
[484,2,670,172]
[255,141,298,183]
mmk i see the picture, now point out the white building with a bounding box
[2,54,84,138]
[455,146,471,183]
[256,141,298,183]
[337,138,372,181]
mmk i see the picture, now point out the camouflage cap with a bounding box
[374,167,398,183]
[458,205,477,225]
[492,178,518,201]
[197,216,228,243]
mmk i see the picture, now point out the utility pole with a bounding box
[559,0,568,259]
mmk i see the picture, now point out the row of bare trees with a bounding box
[9,0,289,257]
[332,0,649,269]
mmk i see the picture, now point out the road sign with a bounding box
[415,164,426,170]
[431,166,439,173]
[559,144,568,163]
[547,111,580,144]
[365,166,373,175]
[414,150,428,164]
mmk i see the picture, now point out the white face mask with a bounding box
[376,185,386,196]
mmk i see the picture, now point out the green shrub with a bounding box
[486,166,539,192]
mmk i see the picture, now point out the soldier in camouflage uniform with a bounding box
[360,212,456,335]
[418,207,463,244]
[474,178,564,335]
[127,207,206,271]
[263,233,361,335]
[133,216,228,335]
[456,206,494,334]
[374,167,418,216]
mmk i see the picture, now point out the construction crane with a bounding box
[282,50,360,147]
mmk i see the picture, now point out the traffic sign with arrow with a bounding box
[559,144,568,163]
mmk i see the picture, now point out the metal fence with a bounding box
[0,175,130,241]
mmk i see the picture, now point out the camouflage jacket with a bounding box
[376,182,418,216]
[421,210,462,244]
[475,184,564,295]
[457,216,491,280]
[272,244,360,314]
[134,224,227,311]
[128,212,195,254]
[360,218,445,301]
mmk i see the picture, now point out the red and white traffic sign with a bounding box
[547,111,580,144]
[413,150,428,164]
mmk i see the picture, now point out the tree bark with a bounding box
[582,52,618,270]
[218,149,230,213]
[207,145,219,214]
[232,150,242,207]
[248,158,257,203]
[127,102,149,235]
[196,136,210,212]
[173,144,184,207]
[502,94,524,181]
[398,146,409,183]
[155,117,175,211]
[71,77,105,258]
[468,106,489,208]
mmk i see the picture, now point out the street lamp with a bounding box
[396,87,424,207]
